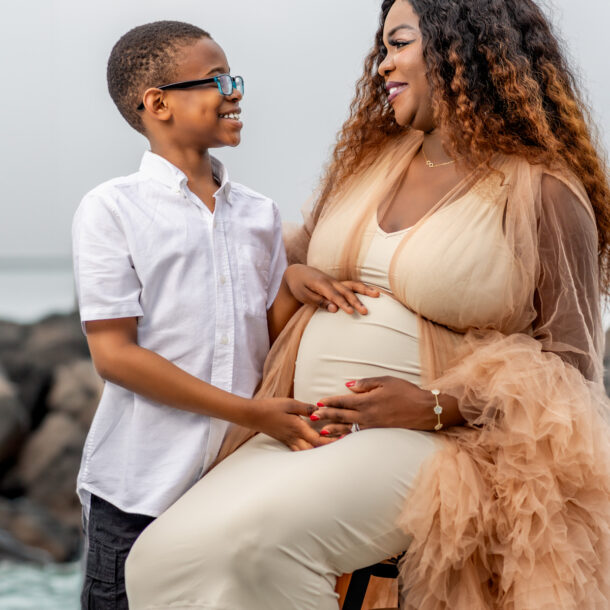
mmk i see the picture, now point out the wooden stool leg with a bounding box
[336,560,401,610]
[336,573,351,606]
[342,567,373,609]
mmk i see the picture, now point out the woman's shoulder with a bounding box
[538,166,595,228]
[492,154,595,222]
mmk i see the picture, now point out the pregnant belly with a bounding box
[293,293,421,405]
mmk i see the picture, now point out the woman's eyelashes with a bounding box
[388,38,415,49]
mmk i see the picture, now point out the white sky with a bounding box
[0,0,608,259]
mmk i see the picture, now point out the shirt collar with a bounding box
[139,151,232,203]
[210,156,231,200]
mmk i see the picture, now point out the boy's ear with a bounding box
[141,88,172,122]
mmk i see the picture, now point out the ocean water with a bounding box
[0,267,75,324]
[0,560,81,610]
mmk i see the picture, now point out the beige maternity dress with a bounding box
[127,131,610,609]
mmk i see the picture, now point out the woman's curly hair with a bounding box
[317,0,610,292]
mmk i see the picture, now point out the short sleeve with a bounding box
[266,203,288,309]
[72,193,144,332]
[532,174,603,382]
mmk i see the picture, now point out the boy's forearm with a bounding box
[93,342,255,426]
[267,275,301,343]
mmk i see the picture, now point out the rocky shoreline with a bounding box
[0,312,100,563]
[0,310,608,564]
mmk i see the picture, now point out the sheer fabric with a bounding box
[217,131,610,608]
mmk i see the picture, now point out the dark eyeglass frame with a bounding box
[137,74,244,110]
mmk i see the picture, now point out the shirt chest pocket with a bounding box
[236,243,271,318]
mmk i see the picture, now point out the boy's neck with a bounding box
[149,141,219,212]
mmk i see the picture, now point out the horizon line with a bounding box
[0,256,72,271]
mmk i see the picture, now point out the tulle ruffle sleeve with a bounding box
[398,168,610,609]
[533,173,603,383]
[399,329,610,609]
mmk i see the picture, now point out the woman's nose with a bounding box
[378,52,394,78]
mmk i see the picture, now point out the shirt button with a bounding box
[219,275,227,285]
[220,335,229,345]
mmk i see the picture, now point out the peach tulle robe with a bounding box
[217,131,610,609]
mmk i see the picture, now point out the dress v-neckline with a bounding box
[375,157,487,236]
[375,222,412,239]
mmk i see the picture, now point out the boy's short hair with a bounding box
[107,21,211,134]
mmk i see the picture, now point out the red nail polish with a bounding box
[316,402,325,407]
[310,414,320,421]
[345,381,356,388]
[320,429,330,436]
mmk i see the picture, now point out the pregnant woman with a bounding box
[126,0,610,607]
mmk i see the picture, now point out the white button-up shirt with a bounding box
[72,151,286,517]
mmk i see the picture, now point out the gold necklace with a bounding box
[422,146,458,168]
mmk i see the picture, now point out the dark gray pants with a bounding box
[81,494,155,610]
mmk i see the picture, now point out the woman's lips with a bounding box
[386,83,408,103]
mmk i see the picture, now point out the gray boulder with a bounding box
[48,359,102,431]
[0,370,29,465]
[9,413,85,530]
[0,528,54,563]
[0,320,27,363]
[0,497,80,562]
[21,312,89,369]
[0,313,94,562]
[0,312,89,426]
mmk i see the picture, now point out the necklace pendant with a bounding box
[425,159,435,168]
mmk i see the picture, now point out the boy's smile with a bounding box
[146,37,244,150]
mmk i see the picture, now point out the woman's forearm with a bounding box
[312,376,466,434]
[386,383,466,430]
[432,391,466,429]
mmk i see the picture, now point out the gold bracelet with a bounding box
[431,389,443,431]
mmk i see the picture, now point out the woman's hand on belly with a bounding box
[284,264,379,314]
[310,376,465,436]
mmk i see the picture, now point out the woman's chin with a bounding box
[391,111,410,128]
[391,103,435,132]
[391,104,416,129]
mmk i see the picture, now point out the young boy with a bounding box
[73,20,373,610]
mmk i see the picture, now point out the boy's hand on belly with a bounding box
[309,376,462,435]
[284,264,379,314]
[246,397,333,451]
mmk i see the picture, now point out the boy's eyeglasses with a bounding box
[137,74,244,110]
